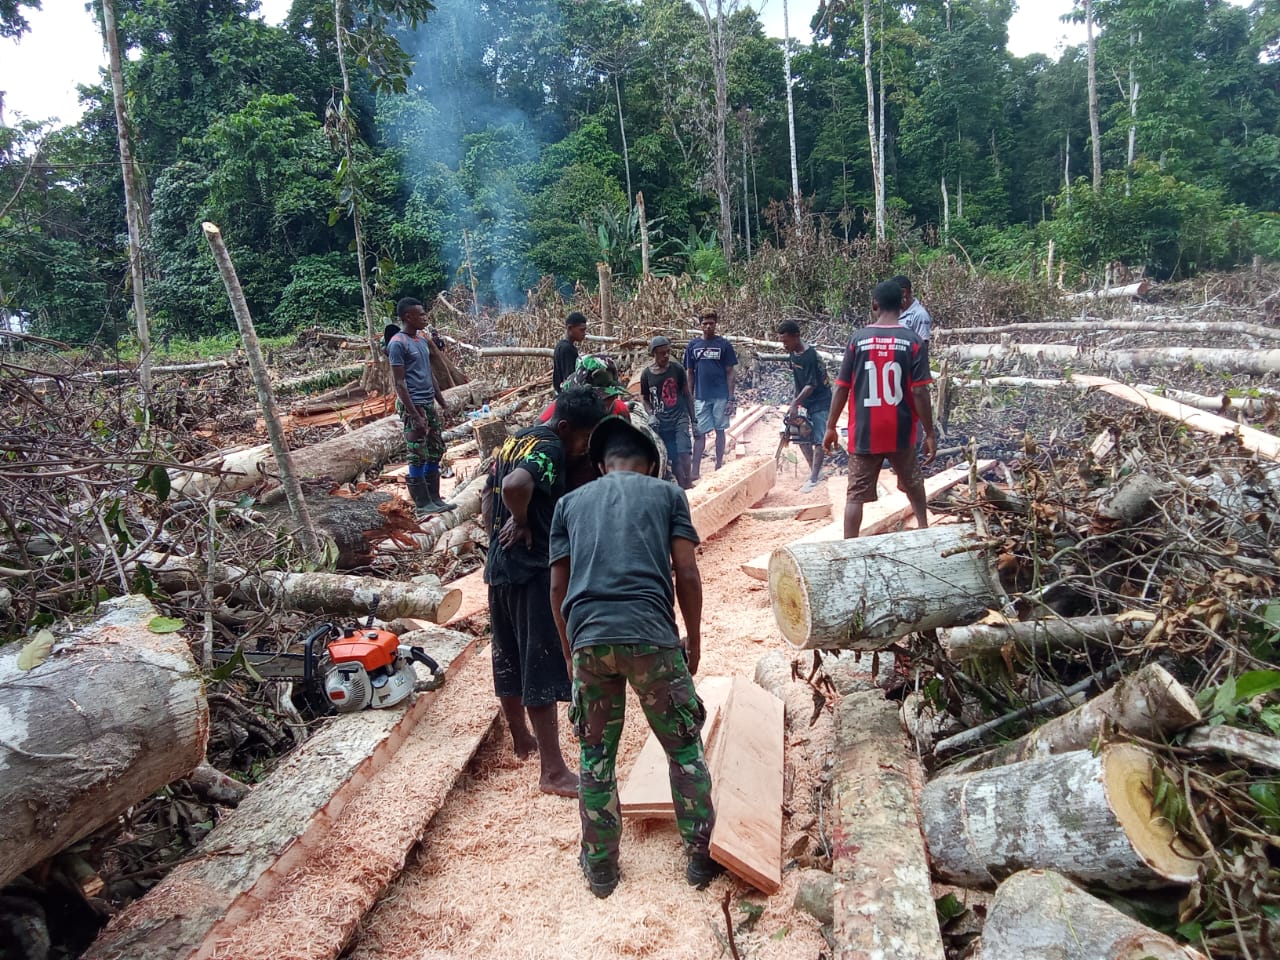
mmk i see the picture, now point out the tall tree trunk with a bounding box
[613,75,633,210]
[783,0,802,224]
[741,132,751,259]
[100,0,151,411]
[695,0,735,264]
[1085,0,1102,191]
[637,191,651,279]
[333,0,387,395]
[203,223,321,559]
[1125,30,1140,195]
[862,0,885,242]
[941,176,949,239]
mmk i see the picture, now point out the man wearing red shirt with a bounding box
[824,279,936,538]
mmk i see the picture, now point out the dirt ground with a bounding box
[347,416,859,960]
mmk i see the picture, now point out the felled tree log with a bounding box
[1182,725,1280,772]
[943,342,1280,376]
[137,553,461,623]
[943,664,1201,776]
[832,692,945,959]
[0,595,208,887]
[259,492,423,569]
[921,744,1200,889]
[754,651,824,734]
[941,612,1156,661]
[980,869,1206,960]
[1062,280,1153,300]
[946,316,1280,342]
[769,523,999,649]
[272,364,365,396]
[172,381,496,497]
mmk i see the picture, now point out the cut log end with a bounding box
[768,547,811,649]
[432,587,463,625]
[1103,743,1201,883]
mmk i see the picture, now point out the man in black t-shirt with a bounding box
[639,335,695,488]
[553,312,588,393]
[778,319,833,493]
[482,386,606,797]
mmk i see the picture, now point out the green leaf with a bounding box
[16,629,56,670]
[1210,676,1238,720]
[1260,705,1280,736]
[770,926,790,941]
[1234,669,1280,702]
[209,647,263,683]
[1176,921,1203,941]
[1262,905,1280,921]
[935,892,965,923]
[150,465,171,503]
[148,616,186,634]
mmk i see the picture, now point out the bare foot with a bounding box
[511,733,538,760]
[539,770,580,798]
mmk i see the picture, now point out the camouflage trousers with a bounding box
[396,400,446,468]
[569,643,715,867]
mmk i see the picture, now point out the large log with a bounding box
[943,342,1280,376]
[943,664,1201,776]
[0,595,208,887]
[769,523,999,650]
[1062,280,1153,300]
[921,744,1201,889]
[742,461,994,581]
[941,612,1156,661]
[137,553,461,624]
[946,317,1280,342]
[831,692,945,960]
[685,455,776,540]
[980,869,1205,960]
[171,381,498,497]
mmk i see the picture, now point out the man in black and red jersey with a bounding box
[824,279,936,538]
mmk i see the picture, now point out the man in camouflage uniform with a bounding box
[549,416,721,898]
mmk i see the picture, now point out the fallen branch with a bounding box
[941,612,1155,661]
[1182,725,1280,772]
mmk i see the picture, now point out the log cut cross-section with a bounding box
[684,455,776,540]
[831,691,945,960]
[770,523,1000,650]
[0,595,208,888]
[980,869,1206,960]
[921,744,1201,890]
[707,675,784,894]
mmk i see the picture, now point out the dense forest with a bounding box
[1,0,1278,344]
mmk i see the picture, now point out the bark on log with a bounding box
[273,364,365,396]
[0,595,208,887]
[1135,385,1276,416]
[921,744,1201,889]
[754,651,822,734]
[137,553,461,624]
[1182,725,1280,772]
[184,763,251,807]
[374,470,489,554]
[1061,280,1152,300]
[831,692,945,959]
[944,343,1280,376]
[941,612,1156,661]
[769,523,999,649]
[980,869,1205,960]
[943,664,1201,776]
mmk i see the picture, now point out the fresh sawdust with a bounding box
[346,422,860,960]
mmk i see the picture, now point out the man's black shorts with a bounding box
[489,568,571,707]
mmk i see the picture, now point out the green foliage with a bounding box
[272,253,366,332]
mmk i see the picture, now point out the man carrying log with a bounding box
[388,298,454,518]
[778,319,832,493]
[824,280,936,538]
[482,386,606,797]
[553,311,588,393]
[683,308,738,482]
[548,416,720,898]
[639,335,695,489]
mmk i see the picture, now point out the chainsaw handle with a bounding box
[406,646,442,677]
[365,594,380,630]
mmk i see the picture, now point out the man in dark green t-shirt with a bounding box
[778,319,833,492]
[549,417,720,899]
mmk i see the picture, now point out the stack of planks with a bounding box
[618,675,785,894]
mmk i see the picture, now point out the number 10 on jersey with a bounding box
[863,360,904,407]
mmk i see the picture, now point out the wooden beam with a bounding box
[742,502,831,522]
[685,455,776,540]
[742,461,994,580]
[83,628,483,960]
[830,691,944,959]
[708,676,784,894]
[619,676,732,819]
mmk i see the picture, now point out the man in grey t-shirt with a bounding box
[893,274,933,367]
[388,297,453,516]
[549,417,721,899]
